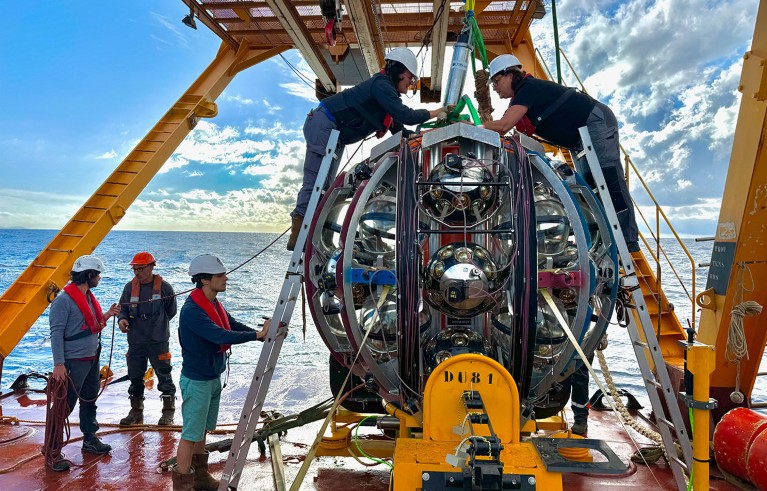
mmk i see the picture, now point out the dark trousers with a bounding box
[126,341,175,398]
[64,358,101,437]
[292,108,343,218]
[571,353,594,425]
[577,102,639,245]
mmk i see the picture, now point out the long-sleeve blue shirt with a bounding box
[178,294,259,381]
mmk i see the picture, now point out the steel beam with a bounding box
[428,0,451,94]
[263,0,337,91]
[345,0,384,76]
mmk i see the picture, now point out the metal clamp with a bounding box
[679,393,718,410]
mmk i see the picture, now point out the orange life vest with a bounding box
[189,288,232,353]
[63,283,106,338]
[128,274,163,320]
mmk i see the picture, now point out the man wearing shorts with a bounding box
[172,254,268,491]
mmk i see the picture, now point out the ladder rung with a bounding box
[1,299,26,304]
[95,193,118,198]
[667,455,689,470]
[657,416,674,427]
[84,206,107,210]
[16,281,42,286]
[106,181,128,185]
[32,264,56,269]
[61,234,84,238]
[115,170,139,175]
[72,219,96,224]
[645,379,662,389]
[633,340,650,349]
[47,248,71,252]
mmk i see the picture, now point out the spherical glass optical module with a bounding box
[422,153,498,226]
[423,242,507,318]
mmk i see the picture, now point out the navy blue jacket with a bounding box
[178,295,259,381]
[322,73,430,144]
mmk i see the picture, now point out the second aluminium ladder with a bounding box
[576,126,693,491]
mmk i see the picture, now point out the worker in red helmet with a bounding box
[116,252,178,426]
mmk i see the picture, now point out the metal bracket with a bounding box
[679,393,718,411]
[532,438,629,475]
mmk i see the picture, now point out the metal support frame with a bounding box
[218,130,342,490]
[576,126,693,491]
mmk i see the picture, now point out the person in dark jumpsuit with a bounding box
[117,251,178,426]
[287,47,443,250]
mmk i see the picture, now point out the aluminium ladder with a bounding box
[575,127,693,491]
[218,130,342,490]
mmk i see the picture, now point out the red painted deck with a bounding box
[0,368,741,490]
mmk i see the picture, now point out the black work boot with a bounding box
[571,421,588,436]
[286,215,303,251]
[158,395,175,426]
[119,396,144,426]
[82,435,112,455]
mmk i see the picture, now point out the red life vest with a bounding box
[63,283,106,336]
[190,288,231,353]
[129,274,163,319]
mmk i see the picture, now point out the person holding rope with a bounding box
[172,254,268,491]
[479,54,640,253]
[287,47,444,251]
[46,255,120,471]
[116,251,178,426]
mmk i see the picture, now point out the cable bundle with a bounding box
[43,375,71,470]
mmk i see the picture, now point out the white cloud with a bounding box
[222,93,254,105]
[95,150,117,159]
[279,82,317,103]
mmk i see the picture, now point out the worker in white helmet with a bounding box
[47,255,121,471]
[172,254,268,491]
[481,54,640,254]
[287,47,444,251]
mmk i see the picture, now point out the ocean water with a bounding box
[1,229,765,411]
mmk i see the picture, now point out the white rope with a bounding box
[727,300,763,396]
[596,349,663,445]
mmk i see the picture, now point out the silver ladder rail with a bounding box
[576,126,693,491]
[218,130,342,490]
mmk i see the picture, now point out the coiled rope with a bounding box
[727,300,763,397]
[42,374,71,470]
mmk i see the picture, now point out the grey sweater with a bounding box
[49,291,101,365]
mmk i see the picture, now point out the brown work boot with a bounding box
[286,215,304,251]
[119,396,144,426]
[171,465,195,491]
[191,451,220,491]
[158,395,175,426]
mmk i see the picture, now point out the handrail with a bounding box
[536,47,698,329]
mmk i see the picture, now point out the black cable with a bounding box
[416,0,449,57]
[279,53,334,99]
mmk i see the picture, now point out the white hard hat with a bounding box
[384,48,418,77]
[189,254,227,276]
[72,255,106,273]
[488,54,523,80]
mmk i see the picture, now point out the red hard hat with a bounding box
[130,252,156,266]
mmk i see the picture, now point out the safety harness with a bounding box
[128,274,163,320]
[189,288,232,353]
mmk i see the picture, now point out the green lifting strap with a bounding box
[421,95,481,129]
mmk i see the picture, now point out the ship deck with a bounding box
[0,367,740,491]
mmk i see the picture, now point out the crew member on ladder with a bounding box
[480,55,640,253]
[172,254,268,491]
[116,251,178,426]
[287,47,444,250]
[47,255,120,470]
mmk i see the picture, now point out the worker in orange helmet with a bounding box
[116,252,178,426]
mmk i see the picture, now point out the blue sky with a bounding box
[0,0,760,236]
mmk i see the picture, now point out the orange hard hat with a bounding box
[130,252,156,266]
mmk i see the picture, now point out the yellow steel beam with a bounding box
[0,43,286,358]
[697,0,767,398]
[264,0,337,91]
[345,0,384,76]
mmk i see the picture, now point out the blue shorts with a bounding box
[179,374,222,442]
